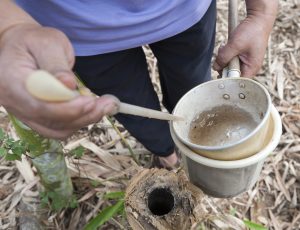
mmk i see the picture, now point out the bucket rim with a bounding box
[171,104,282,169]
[172,78,272,151]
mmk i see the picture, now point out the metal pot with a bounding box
[171,77,271,160]
[171,0,272,160]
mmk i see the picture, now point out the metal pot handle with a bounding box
[222,0,241,78]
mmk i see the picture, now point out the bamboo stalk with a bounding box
[32,152,73,209]
[9,115,73,210]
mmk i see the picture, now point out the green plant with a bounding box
[229,207,237,216]
[69,145,85,158]
[243,219,268,230]
[0,128,27,161]
[84,191,125,230]
[40,191,78,211]
[7,115,74,211]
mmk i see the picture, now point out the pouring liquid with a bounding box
[188,105,258,146]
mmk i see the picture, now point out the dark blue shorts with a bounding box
[74,0,216,156]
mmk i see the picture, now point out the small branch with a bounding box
[106,117,140,165]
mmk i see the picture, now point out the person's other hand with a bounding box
[213,3,277,78]
[0,24,119,139]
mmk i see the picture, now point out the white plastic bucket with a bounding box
[170,105,282,198]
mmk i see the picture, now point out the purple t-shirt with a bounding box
[16,0,212,56]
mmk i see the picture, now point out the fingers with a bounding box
[4,109,74,139]
[25,27,77,90]
[23,119,76,140]
[213,40,241,74]
[239,55,261,78]
[10,95,120,140]
[213,17,270,78]
[213,42,258,78]
[55,71,77,90]
[39,94,119,123]
[1,26,120,139]
[99,94,120,115]
[39,96,97,123]
[16,95,120,137]
[63,95,120,129]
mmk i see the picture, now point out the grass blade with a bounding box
[243,220,267,230]
[84,200,124,230]
[104,191,125,200]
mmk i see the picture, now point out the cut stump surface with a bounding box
[125,168,205,230]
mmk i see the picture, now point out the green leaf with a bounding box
[69,195,79,209]
[39,191,77,211]
[12,145,25,156]
[84,200,124,230]
[48,191,67,211]
[5,138,14,148]
[103,191,125,200]
[40,191,50,207]
[5,153,21,161]
[70,146,85,158]
[0,128,5,140]
[0,147,7,157]
[9,115,61,158]
[91,180,102,187]
[230,207,237,216]
[243,220,268,230]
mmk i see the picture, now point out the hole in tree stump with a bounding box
[148,188,174,216]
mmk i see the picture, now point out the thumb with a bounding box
[27,28,77,89]
[99,94,121,115]
[213,40,240,73]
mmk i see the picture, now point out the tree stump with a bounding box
[125,168,205,230]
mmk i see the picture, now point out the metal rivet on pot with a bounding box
[239,83,245,88]
[218,83,225,89]
[239,93,246,99]
[223,94,230,100]
[260,112,264,119]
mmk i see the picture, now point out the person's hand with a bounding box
[213,2,278,78]
[0,24,119,139]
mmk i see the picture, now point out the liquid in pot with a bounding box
[188,105,258,146]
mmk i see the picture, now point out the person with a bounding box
[0,0,278,168]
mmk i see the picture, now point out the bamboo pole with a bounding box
[9,115,73,210]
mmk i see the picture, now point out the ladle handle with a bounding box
[228,0,241,77]
[118,102,184,121]
[26,71,184,122]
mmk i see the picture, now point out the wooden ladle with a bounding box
[26,70,183,121]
